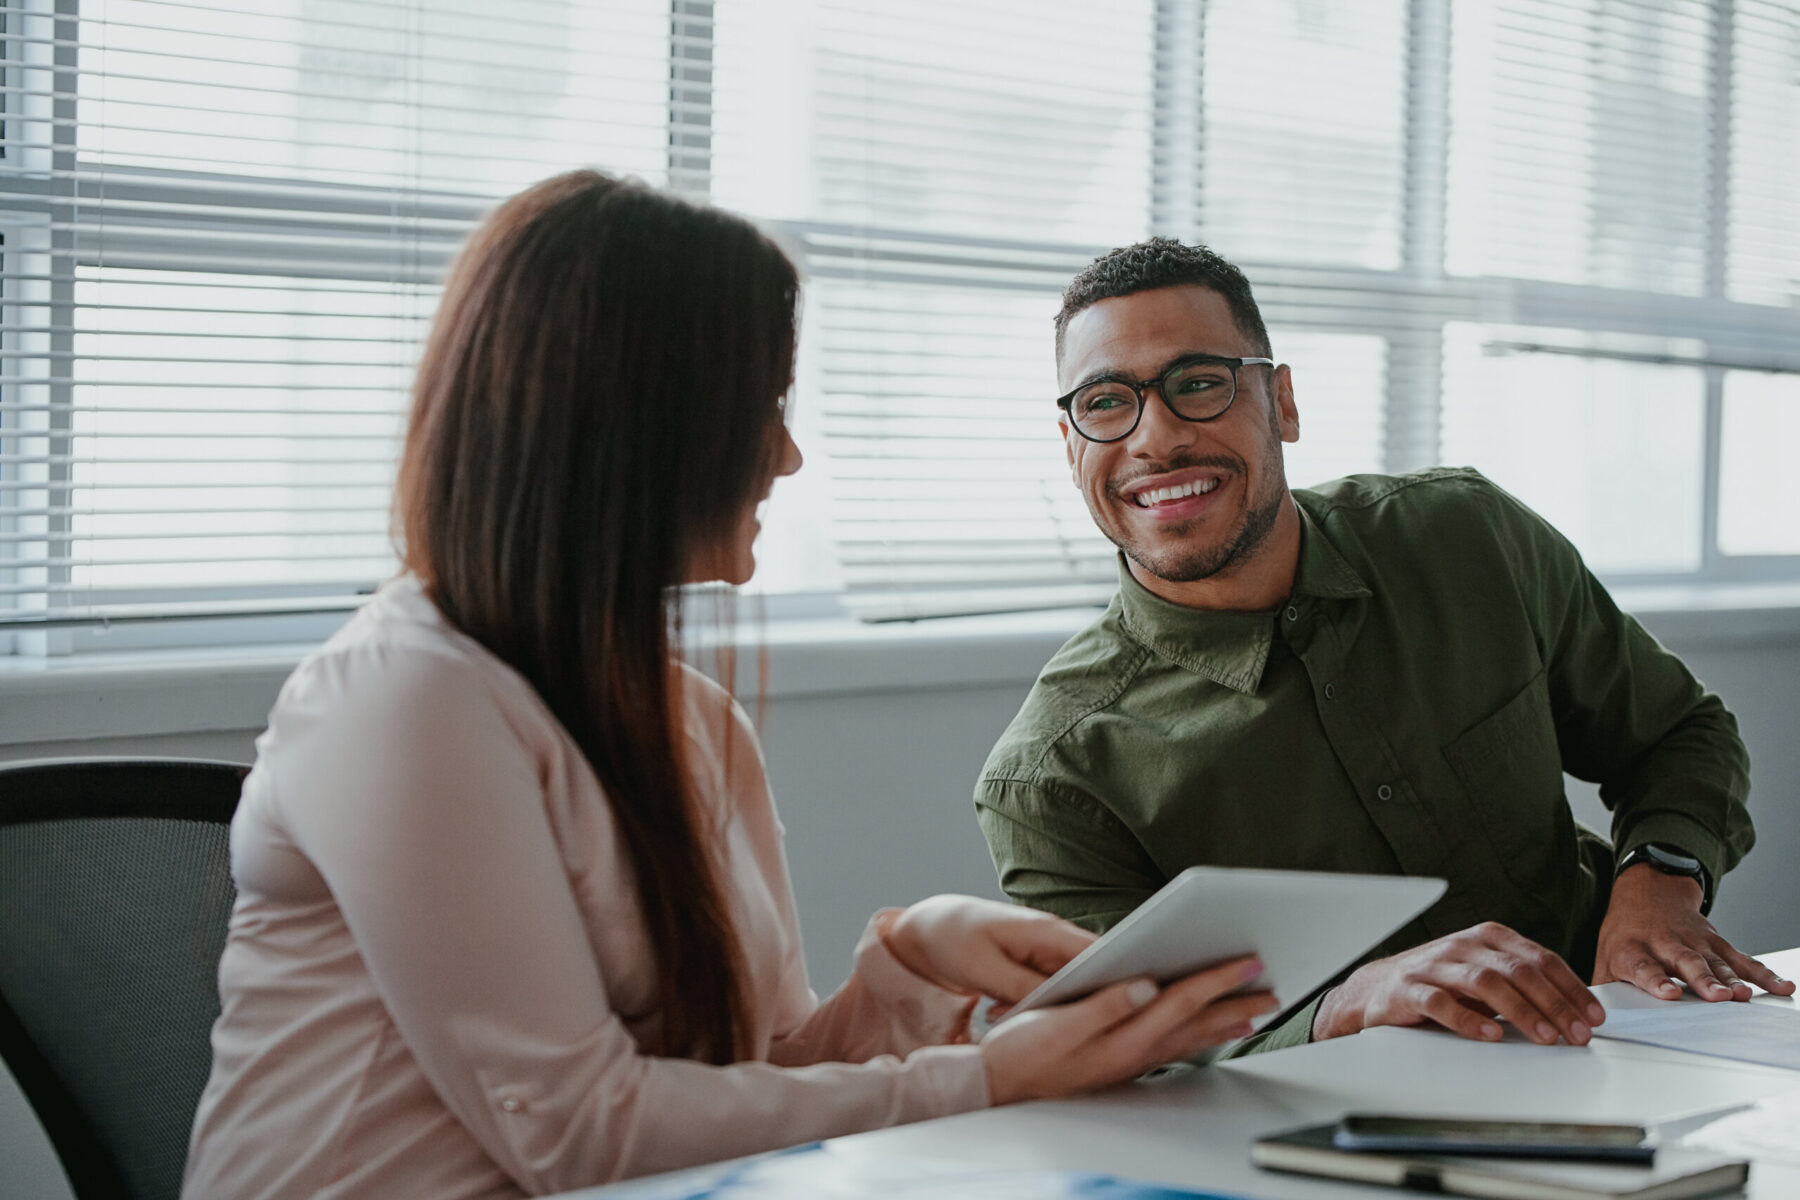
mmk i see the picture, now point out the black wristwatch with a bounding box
[1616,842,1713,914]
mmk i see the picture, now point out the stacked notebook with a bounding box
[1253,1122,1750,1200]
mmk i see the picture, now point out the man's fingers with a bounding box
[1476,928,1605,1021]
[1414,984,1503,1042]
[1447,965,1572,1043]
[1666,945,1738,1001]
[1618,949,1684,1000]
[1723,946,1797,997]
[1704,954,1753,1001]
[1483,950,1597,1043]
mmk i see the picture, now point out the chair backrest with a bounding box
[0,758,248,1200]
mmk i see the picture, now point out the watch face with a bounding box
[1644,843,1703,873]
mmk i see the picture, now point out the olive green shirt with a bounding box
[976,469,1753,1054]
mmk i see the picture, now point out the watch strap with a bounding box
[1617,842,1713,914]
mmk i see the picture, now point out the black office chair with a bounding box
[0,758,248,1200]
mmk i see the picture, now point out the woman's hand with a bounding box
[980,956,1277,1105]
[882,895,1097,1006]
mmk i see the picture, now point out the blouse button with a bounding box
[1377,784,1393,801]
[1323,682,1336,700]
[1285,606,1299,621]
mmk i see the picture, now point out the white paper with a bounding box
[1680,1089,1800,1168]
[1593,998,1800,1070]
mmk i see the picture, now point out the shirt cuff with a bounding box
[1612,812,1729,896]
[1219,993,1326,1059]
[856,909,979,1047]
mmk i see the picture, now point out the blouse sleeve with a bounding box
[271,644,988,1193]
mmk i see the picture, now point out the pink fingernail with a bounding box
[1535,1021,1555,1042]
[1481,1022,1503,1039]
[1241,959,1265,981]
[1126,979,1158,1007]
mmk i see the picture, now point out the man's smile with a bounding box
[1116,466,1232,521]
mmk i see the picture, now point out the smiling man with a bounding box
[974,238,1794,1055]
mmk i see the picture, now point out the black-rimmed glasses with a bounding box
[1056,354,1275,443]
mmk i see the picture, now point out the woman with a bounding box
[182,171,1275,1199]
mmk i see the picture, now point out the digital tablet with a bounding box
[1000,866,1446,1030]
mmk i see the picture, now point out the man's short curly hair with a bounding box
[1054,237,1271,363]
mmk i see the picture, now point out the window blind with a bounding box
[1445,0,1716,293]
[0,0,669,640]
[713,0,1154,618]
[1199,0,1408,271]
[4,0,1799,647]
[1728,0,1800,305]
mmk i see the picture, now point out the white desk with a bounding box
[582,948,1800,1198]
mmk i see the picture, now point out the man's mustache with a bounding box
[1105,454,1245,499]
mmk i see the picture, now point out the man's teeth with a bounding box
[1135,478,1220,507]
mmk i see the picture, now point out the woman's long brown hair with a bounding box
[393,171,798,1063]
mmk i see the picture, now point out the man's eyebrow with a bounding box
[1071,350,1237,390]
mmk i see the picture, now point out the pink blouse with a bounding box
[181,576,990,1199]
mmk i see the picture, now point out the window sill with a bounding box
[5,585,1800,749]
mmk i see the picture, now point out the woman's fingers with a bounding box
[982,956,1276,1105]
[996,916,1099,976]
[974,950,1062,1005]
[981,976,1163,1104]
[1086,957,1267,1063]
[1140,990,1280,1064]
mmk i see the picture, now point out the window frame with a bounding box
[2,0,1799,660]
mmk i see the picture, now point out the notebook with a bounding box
[1252,1121,1750,1200]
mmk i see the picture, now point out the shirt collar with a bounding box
[1113,499,1372,695]
[1291,499,1373,602]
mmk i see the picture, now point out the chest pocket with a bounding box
[1442,669,1575,898]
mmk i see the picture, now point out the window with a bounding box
[3,0,1798,653]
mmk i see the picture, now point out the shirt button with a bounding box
[1285,606,1299,622]
[1323,682,1336,700]
[1377,784,1393,801]
[500,1097,522,1113]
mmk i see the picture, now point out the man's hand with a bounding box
[1593,865,1796,1001]
[1312,922,1604,1045]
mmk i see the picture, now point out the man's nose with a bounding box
[1124,383,1199,455]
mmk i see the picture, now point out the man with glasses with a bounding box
[975,238,1792,1055]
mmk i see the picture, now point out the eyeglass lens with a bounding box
[1068,360,1238,440]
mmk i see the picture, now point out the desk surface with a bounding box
[584,948,1800,1199]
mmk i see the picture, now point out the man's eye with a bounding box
[1081,392,1130,413]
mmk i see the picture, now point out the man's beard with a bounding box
[1117,469,1285,583]
[1104,432,1287,584]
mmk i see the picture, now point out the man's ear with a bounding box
[1273,363,1300,444]
[1059,415,1079,479]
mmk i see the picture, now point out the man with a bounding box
[975,238,1794,1054]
